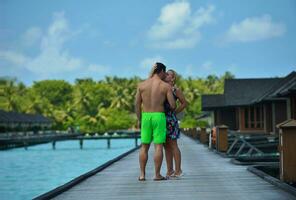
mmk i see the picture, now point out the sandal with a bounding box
[166,170,175,179]
[138,177,146,181]
[153,176,167,181]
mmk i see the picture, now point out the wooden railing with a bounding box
[0,130,140,150]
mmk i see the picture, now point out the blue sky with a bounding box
[0,0,295,85]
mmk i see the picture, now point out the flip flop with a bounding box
[138,177,146,181]
[153,176,167,181]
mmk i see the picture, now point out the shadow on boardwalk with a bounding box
[52,134,296,200]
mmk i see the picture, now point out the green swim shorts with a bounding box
[141,112,166,144]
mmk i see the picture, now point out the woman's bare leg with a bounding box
[171,139,182,175]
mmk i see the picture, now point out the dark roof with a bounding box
[202,95,225,110]
[271,72,296,96]
[0,110,52,124]
[224,78,281,106]
[201,71,296,110]
[254,71,296,101]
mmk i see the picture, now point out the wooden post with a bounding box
[272,102,276,134]
[107,138,111,149]
[216,125,228,152]
[277,119,296,183]
[196,128,201,140]
[189,128,193,138]
[79,139,83,149]
[200,128,208,144]
[192,128,198,139]
[184,128,189,136]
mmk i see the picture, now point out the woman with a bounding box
[164,69,187,178]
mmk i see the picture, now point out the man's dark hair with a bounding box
[150,62,166,77]
[155,62,166,73]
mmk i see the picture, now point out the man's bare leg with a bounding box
[154,143,165,180]
[139,144,150,180]
[164,139,174,177]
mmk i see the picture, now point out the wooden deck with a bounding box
[53,135,296,200]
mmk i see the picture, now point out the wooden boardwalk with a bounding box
[53,135,296,200]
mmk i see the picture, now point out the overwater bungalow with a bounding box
[0,110,52,133]
[202,71,296,134]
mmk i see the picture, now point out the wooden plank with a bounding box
[34,146,140,200]
[53,135,296,200]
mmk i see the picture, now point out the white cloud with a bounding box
[27,49,82,74]
[0,11,110,79]
[224,15,286,43]
[148,1,191,40]
[185,5,215,34]
[0,51,29,65]
[21,27,43,47]
[26,12,83,75]
[148,1,215,49]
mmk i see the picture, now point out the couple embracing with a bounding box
[135,62,187,181]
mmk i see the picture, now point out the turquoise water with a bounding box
[0,139,136,200]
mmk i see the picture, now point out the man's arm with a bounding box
[166,85,176,110]
[135,86,142,127]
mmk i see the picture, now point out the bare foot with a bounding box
[173,170,184,177]
[138,172,146,181]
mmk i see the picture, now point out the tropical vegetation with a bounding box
[0,72,234,133]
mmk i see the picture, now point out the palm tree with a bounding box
[110,86,133,111]
[2,80,19,111]
[80,103,108,132]
[110,78,137,112]
[73,84,92,115]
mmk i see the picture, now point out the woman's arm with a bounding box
[175,88,187,114]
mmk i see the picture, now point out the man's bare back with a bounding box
[135,76,176,120]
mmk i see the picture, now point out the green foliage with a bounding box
[196,120,209,128]
[0,71,234,131]
[179,117,198,128]
[179,117,208,128]
[102,108,136,131]
[33,80,73,107]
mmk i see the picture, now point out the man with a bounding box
[135,62,176,181]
